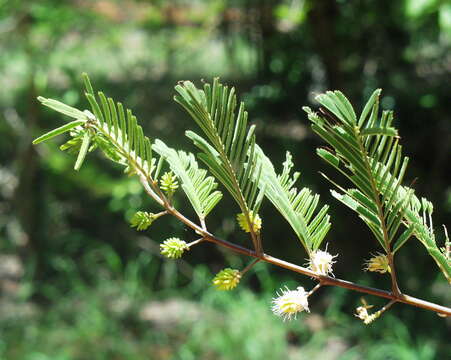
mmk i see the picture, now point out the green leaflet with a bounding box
[358,89,381,126]
[32,119,85,144]
[74,131,91,171]
[393,224,416,253]
[153,139,222,219]
[361,127,398,137]
[37,97,88,120]
[94,135,127,164]
[60,133,84,154]
[317,148,340,168]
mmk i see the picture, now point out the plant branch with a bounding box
[88,94,448,317]
[151,193,450,316]
[35,82,450,320]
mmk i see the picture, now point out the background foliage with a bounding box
[1,0,450,358]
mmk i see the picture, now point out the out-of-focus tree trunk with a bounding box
[307,0,342,89]
[12,11,45,278]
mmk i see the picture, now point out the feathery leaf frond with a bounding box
[257,147,331,254]
[395,190,451,282]
[304,90,403,250]
[174,78,264,252]
[153,139,223,219]
[304,90,450,281]
[36,74,159,199]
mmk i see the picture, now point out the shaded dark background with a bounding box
[1,0,450,359]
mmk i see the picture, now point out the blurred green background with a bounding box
[1,0,450,359]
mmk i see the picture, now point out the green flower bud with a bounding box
[160,171,179,196]
[212,268,241,290]
[130,211,156,231]
[236,211,262,234]
[160,237,188,259]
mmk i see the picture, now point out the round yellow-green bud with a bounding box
[364,253,391,274]
[160,237,188,259]
[212,268,241,290]
[236,211,262,234]
[130,211,156,231]
[160,171,179,196]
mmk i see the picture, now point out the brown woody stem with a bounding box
[139,176,451,317]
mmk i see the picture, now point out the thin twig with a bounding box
[241,258,261,275]
[200,217,207,231]
[380,299,397,313]
[188,237,205,248]
[307,283,322,297]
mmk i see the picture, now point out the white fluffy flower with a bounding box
[308,250,337,276]
[272,286,310,321]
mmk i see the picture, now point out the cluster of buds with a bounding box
[160,237,188,259]
[237,211,262,234]
[271,286,310,321]
[212,268,241,290]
